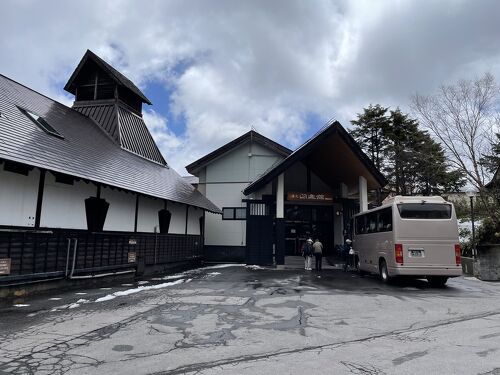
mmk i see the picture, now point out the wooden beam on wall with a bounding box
[34,169,46,228]
[185,205,189,235]
[134,194,140,233]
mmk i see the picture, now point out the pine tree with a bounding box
[350,104,390,171]
[350,106,465,196]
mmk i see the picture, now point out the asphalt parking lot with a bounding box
[1,264,500,374]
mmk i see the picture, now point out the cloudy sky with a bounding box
[1,0,500,175]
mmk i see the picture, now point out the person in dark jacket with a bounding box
[313,238,323,271]
[302,238,313,270]
[343,239,353,271]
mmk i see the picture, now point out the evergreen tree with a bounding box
[350,106,465,196]
[480,133,500,174]
[350,104,390,170]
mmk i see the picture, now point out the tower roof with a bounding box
[64,49,152,105]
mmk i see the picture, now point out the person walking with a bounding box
[313,238,323,271]
[302,238,313,270]
[342,239,353,272]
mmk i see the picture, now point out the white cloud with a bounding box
[2,0,500,174]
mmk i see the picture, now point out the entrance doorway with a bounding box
[284,204,334,256]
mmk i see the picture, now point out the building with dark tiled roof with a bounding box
[0,51,219,283]
[186,123,387,265]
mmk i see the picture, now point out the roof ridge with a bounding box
[0,73,72,110]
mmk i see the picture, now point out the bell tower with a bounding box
[64,50,166,165]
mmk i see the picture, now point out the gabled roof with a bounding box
[0,73,220,213]
[73,101,167,165]
[243,121,388,195]
[186,130,292,175]
[64,50,152,105]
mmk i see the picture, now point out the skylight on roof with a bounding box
[18,107,63,138]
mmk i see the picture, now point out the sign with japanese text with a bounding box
[287,192,333,202]
[0,258,11,275]
[128,252,137,263]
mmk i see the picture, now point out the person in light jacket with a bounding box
[313,238,323,271]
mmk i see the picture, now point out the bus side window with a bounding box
[356,216,366,234]
[367,213,377,233]
[378,207,393,232]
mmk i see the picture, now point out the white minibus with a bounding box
[352,196,462,286]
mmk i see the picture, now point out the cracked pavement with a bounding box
[1,265,500,374]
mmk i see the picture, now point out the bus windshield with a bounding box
[397,203,452,219]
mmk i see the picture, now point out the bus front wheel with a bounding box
[427,276,448,287]
[379,259,391,283]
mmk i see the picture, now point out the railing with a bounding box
[0,228,203,283]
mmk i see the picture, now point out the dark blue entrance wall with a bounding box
[203,245,246,263]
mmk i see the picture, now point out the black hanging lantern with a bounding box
[158,209,172,234]
[85,196,109,232]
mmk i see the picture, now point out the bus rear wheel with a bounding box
[379,259,391,283]
[427,276,448,287]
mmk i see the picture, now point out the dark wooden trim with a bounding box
[34,169,46,228]
[96,184,101,199]
[306,166,311,192]
[185,205,189,235]
[243,121,388,195]
[134,194,140,233]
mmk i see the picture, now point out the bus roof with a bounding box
[353,196,449,218]
[382,195,447,205]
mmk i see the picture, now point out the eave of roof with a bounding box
[0,73,220,214]
[243,121,388,195]
[64,50,152,105]
[186,130,292,175]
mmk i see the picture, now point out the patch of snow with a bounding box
[202,264,246,270]
[100,287,112,290]
[121,284,133,287]
[95,278,186,302]
[75,292,87,295]
[13,304,29,307]
[207,272,221,276]
[49,297,62,301]
[76,299,89,304]
[246,265,263,270]
[137,281,149,285]
[95,295,116,302]
[68,303,80,309]
[463,276,480,281]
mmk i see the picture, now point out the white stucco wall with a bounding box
[101,187,135,232]
[137,195,163,233]
[198,139,286,247]
[204,183,247,246]
[205,141,284,183]
[167,201,187,234]
[0,167,39,227]
[41,172,95,229]
[187,206,203,235]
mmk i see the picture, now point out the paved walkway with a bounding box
[278,255,344,270]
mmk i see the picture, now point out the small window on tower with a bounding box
[18,107,63,139]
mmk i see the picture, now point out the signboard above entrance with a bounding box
[287,192,333,202]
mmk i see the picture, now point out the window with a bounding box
[222,207,246,220]
[397,203,452,219]
[378,207,393,232]
[355,207,393,234]
[18,107,63,138]
[355,215,366,235]
[367,213,378,233]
